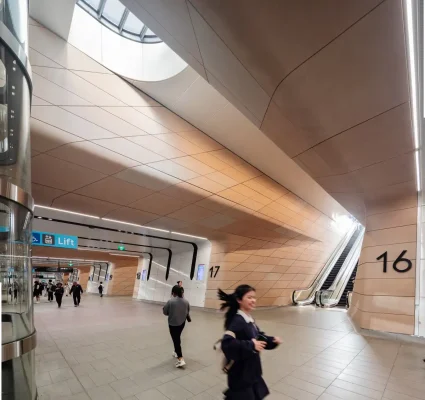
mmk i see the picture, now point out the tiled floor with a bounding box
[35,295,425,400]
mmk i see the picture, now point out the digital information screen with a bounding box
[197,264,205,281]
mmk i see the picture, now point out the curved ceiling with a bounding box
[122,0,415,223]
[28,18,348,251]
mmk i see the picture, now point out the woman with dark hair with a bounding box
[163,285,190,368]
[218,284,281,400]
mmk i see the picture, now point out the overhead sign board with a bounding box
[32,231,78,249]
[33,267,74,273]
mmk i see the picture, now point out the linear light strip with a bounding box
[406,0,420,149]
[152,261,190,278]
[171,231,207,240]
[416,150,421,191]
[35,205,100,219]
[109,253,140,258]
[405,0,421,192]
[101,217,170,233]
[35,205,208,239]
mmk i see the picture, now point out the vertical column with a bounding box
[0,1,36,399]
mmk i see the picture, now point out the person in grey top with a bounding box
[163,285,190,368]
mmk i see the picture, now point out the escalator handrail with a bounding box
[317,225,364,308]
[292,222,359,305]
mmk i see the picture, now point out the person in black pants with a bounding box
[218,285,282,400]
[54,283,64,308]
[70,282,83,307]
[163,285,190,368]
[98,282,104,298]
[47,280,55,302]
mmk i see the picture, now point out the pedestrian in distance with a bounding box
[217,285,282,400]
[98,282,104,298]
[33,280,41,303]
[55,282,64,308]
[177,280,185,296]
[163,285,190,368]
[70,281,83,307]
[64,283,70,296]
[47,280,55,302]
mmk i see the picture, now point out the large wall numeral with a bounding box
[209,265,220,278]
[376,250,412,273]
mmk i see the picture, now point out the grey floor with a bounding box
[35,294,425,400]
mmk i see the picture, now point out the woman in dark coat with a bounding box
[54,283,64,308]
[33,281,41,303]
[218,285,282,400]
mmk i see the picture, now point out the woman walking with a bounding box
[33,280,41,304]
[218,285,282,400]
[55,282,64,308]
[163,285,190,368]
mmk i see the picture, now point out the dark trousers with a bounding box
[169,322,185,358]
[99,292,103,297]
[56,295,63,308]
[48,292,53,301]
[73,294,80,306]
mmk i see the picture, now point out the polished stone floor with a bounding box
[34,294,425,400]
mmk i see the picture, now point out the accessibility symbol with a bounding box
[32,232,41,245]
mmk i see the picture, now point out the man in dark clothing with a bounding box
[47,280,55,302]
[55,283,64,308]
[98,282,104,298]
[70,282,83,307]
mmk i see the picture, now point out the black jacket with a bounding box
[55,287,64,297]
[221,314,277,400]
[70,284,83,296]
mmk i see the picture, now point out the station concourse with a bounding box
[1,0,425,399]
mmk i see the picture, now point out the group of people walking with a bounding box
[33,280,84,308]
[163,281,281,399]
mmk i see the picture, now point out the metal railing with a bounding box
[315,225,364,308]
[292,222,359,305]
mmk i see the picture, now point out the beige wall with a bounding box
[350,191,418,335]
[204,191,342,309]
[107,261,138,296]
[78,268,90,291]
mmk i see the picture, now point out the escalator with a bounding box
[319,228,362,291]
[315,225,364,308]
[337,263,357,307]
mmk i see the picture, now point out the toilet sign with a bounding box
[32,231,78,249]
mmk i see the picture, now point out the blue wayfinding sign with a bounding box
[32,231,78,249]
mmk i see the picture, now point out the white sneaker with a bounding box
[175,359,186,368]
[172,352,178,358]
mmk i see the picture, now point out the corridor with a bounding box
[34,295,425,400]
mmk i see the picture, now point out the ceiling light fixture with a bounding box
[404,0,421,191]
[35,205,100,219]
[171,231,207,240]
[109,253,140,258]
[102,218,142,227]
[101,217,170,233]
